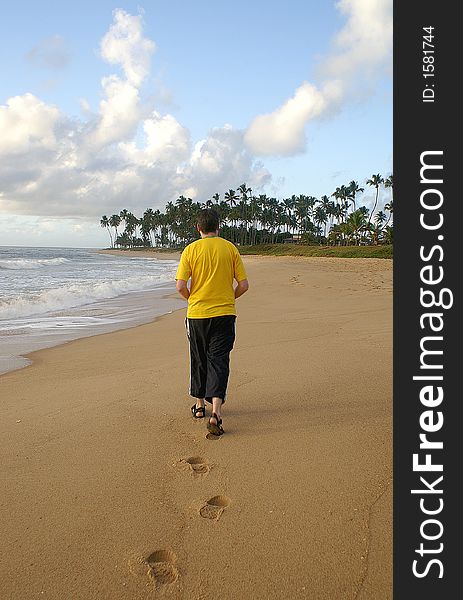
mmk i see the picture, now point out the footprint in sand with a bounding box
[181,456,210,477]
[206,432,222,441]
[289,274,304,286]
[146,549,179,588]
[199,495,231,521]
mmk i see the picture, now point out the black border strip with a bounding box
[394,1,458,597]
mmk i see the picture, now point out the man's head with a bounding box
[197,208,219,235]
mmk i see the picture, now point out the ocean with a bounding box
[0,247,184,374]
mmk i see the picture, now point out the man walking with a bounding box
[175,208,249,435]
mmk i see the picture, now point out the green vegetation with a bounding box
[100,175,393,251]
[105,247,179,253]
[239,244,392,258]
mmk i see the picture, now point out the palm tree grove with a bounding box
[100,175,393,254]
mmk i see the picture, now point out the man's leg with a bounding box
[186,318,210,410]
[205,316,236,428]
[211,397,223,421]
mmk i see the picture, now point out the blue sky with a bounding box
[0,0,392,247]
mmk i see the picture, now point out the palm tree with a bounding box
[295,195,314,237]
[100,215,113,247]
[328,223,342,246]
[256,194,272,243]
[115,231,131,248]
[358,206,370,218]
[346,209,367,245]
[348,181,364,212]
[384,200,393,229]
[142,208,155,246]
[238,183,251,201]
[368,222,382,245]
[306,196,317,223]
[140,214,152,246]
[281,197,295,233]
[119,209,129,243]
[109,214,121,247]
[224,189,238,208]
[384,175,393,229]
[339,185,352,221]
[383,225,393,245]
[366,174,384,237]
[99,171,394,249]
[313,205,327,243]
[165,201,178,246]
[149,209,161,247]
[318,195,332,238]
[248,194,260,245]
[331,187,344,224]
[158,213,169,247]
[267,197,280,243]
[237,183,252,245]
[332,203,344,227]
[124,212,139,247]
[375,210,387,228]
[224,189,239,242]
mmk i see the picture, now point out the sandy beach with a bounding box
[0,255,392,599]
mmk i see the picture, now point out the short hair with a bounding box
[197,208,219,233]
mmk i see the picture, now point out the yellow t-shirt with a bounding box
[175,237,248,318]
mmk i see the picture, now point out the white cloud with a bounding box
[0,9,270,225]
[2,3,390,228]
[180,125,271,193]
[85,75,141,150]
[0,93,62,155]
[100,9,155,86]
[245,0,392,156]
[119,112,191,166]
[245,81,343,156]
[321,0,393,81]
[83,10,157,152]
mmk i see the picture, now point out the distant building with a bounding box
[283,234,302,244]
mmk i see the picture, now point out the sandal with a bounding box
[191,403,206,419]
[207,412,224,436]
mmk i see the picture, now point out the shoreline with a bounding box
[0,248,183,376]
[0,286,185,378]
[4,294,182,379]
[0,285,184,377]
[97,248,181,260]
[2,251,388,378]
[1,254,392,598]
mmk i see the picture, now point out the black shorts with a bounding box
[186,315,236,404]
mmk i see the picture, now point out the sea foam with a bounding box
[0,257,70,270]
[0,272,176,319]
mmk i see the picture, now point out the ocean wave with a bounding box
[0,271,176,319]
[0,257,70,270]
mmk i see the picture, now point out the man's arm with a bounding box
[176,279,190,300]
[234,279,249,299]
